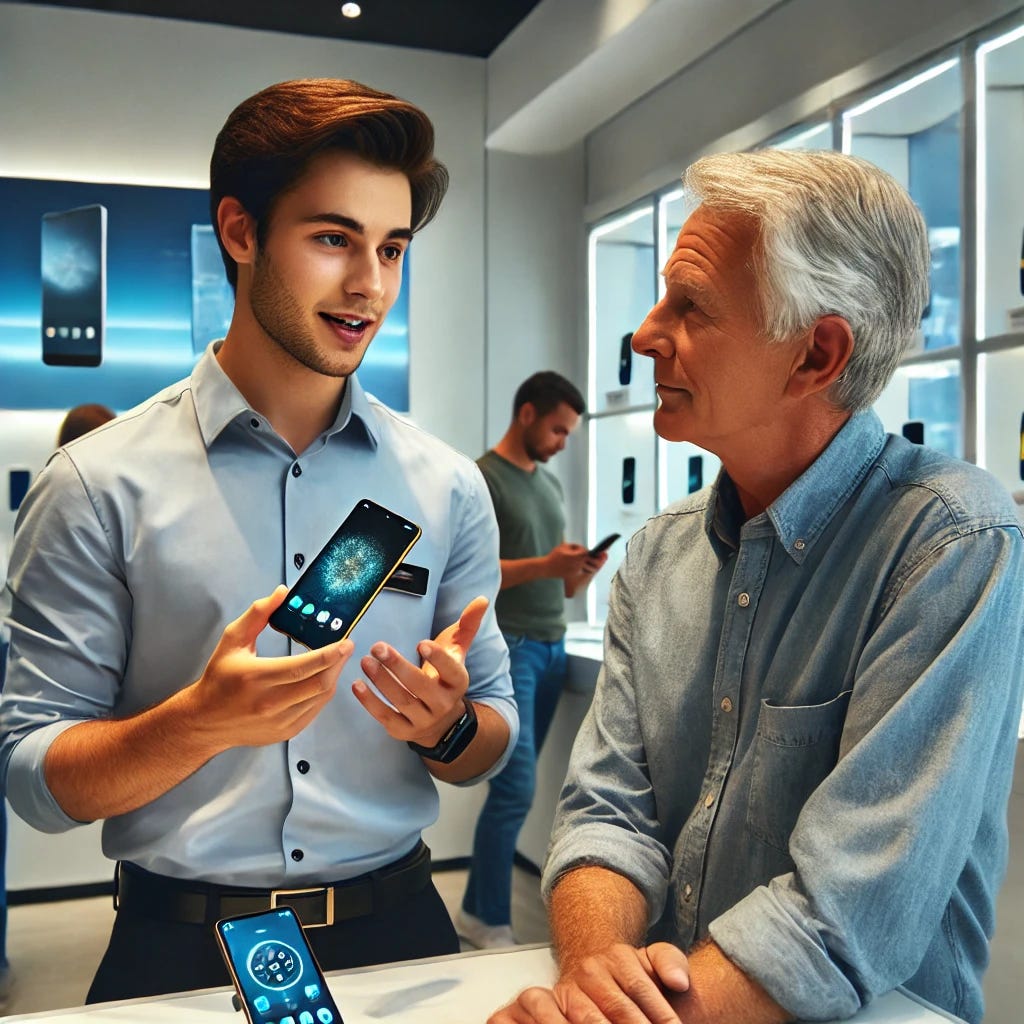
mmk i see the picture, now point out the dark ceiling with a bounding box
[7,0,545,56]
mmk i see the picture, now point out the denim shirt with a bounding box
[543,411,1024,1023]
[0,344,516,887]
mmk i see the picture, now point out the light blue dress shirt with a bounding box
[0,344,516,887]
[543,411,1024,1024]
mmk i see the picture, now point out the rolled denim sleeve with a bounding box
[710,524,1024,1021]
[542,527,672,919]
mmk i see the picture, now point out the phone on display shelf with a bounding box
[587,532,620,557]
[902,420,925,445]
[269,498,421,650]
[41,204,106,367]
[687,455,704,494]
[621,456,636,505]
[215,906,344,1024]
[8,469,31,512]
[618,332,633,386]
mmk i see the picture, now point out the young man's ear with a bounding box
[517,402,538,428]
[216,197,258,270]
[787,315,854,400]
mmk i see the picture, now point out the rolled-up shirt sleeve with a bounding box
[710,524,1024,1021]
[1,451,130,832]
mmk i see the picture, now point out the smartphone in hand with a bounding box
[269,498,421,650]
[215,906,344,1024]
[587,532,620,557]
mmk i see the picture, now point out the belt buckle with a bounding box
[270,886,335,928]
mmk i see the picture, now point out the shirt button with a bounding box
[294,553,305,569]
[292,464,302,478]
[794,539,806,551]
[720,697,733,713]
[297,760,310,774]
[704,792,716,808]
[682,883,693,902]
[737,592,750,607]
[249,418,260,429]
[291,849,304,862]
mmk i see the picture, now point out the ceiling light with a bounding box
[341,2,361,17]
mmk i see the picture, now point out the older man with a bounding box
[492,150,1024,1024]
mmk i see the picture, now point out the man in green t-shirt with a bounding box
[457,371,609,948]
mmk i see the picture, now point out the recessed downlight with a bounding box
[341,2,361,17]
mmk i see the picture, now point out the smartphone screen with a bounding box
[216,907,343,1024]
[687,454,704,494]
[269,498,421,650]
[41,204,106,367]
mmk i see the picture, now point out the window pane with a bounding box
[978,24,1024,340]
[588,412,656,623]
[844,60,962,353]
[874,359,962,457]
[979,347,1024,497]
[589,208,656,414]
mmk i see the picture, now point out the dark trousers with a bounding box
[86,878,459,1003]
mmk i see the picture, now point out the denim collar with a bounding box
[707,410,886,566]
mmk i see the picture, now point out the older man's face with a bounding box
[630,205,804,458]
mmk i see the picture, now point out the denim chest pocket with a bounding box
[746,688,852,852]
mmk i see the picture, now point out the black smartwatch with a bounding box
[407,700,478,764]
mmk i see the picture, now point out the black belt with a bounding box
[114,842,431,928]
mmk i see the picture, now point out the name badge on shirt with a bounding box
[383,562,429,596]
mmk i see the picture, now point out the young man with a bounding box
[490,151,1024,1024]
[0,78,516,1002]
[458,372,608,948]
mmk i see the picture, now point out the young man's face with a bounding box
[630,204,804,457]
[246,149,413,379]
[522,401,580,463]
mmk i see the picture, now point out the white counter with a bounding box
[0,943,964,1024]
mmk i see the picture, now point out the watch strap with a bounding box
[407,699,478,764]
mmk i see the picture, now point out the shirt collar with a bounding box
[705,410,886,566]
[190,341,380,450]
[767,409,886,564]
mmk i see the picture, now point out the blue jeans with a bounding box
[462,634,567,926]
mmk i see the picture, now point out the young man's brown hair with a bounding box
[209,78,449,288]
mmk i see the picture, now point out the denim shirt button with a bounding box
[704,792,715,808]
[737,592,750,607]
[720,697,733,713]
[794,538,806,550]
[683,883,693,902]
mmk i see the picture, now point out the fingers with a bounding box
[645,942,689,993]
[567,945,682,1024]
[225,585,290,649]
[449,595,489,654]
[488,987,570,1024]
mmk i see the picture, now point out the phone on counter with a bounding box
[588,532,620,557]
[269,498,421,650]
[41,204,106,367]
[215,907,343,1024]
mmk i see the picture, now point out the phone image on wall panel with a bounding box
[618,332,633,386]
[269,498,421,650]
[40,204,106,367]
[216,907,344,1024]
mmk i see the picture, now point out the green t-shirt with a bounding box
[477,449,567,641]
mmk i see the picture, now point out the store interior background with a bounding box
[0,0,1022,1016]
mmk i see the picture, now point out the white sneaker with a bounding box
[455,909,517,949]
